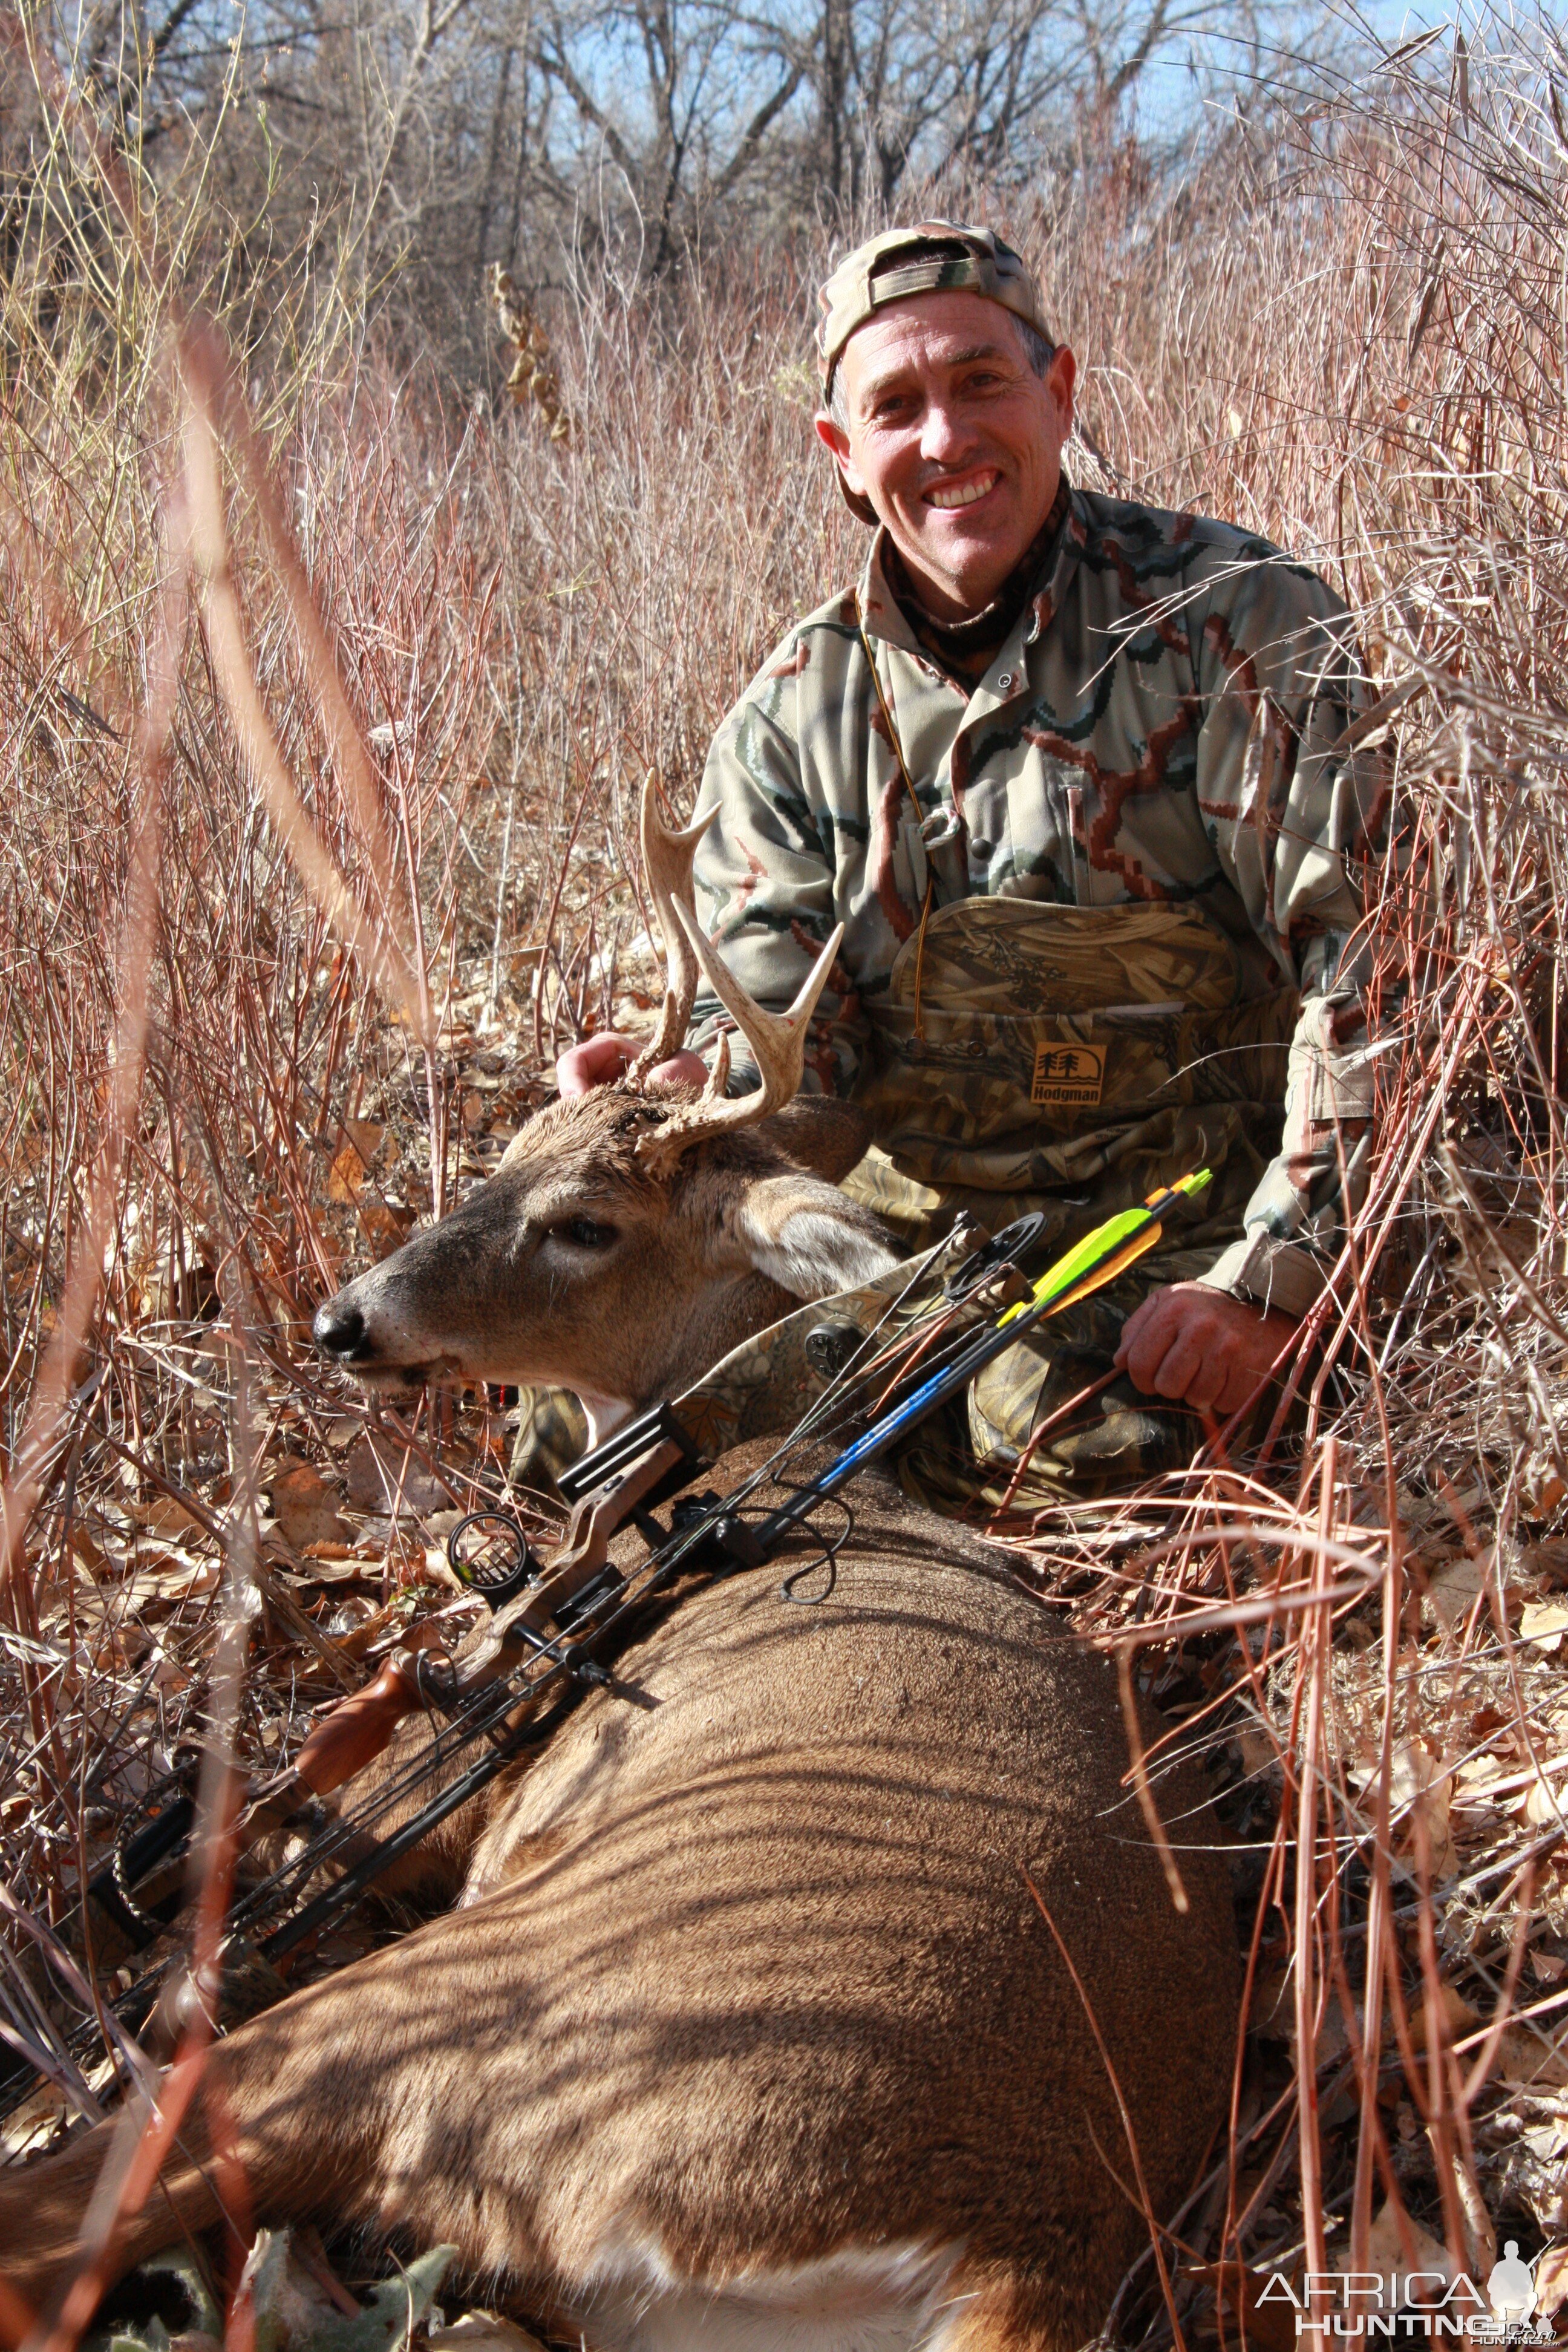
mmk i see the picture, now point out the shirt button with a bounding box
[970,838,993,859]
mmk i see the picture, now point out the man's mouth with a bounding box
[924,469,1001,511]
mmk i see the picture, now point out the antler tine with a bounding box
[624,775,717,1088]
[634,903,845,1175]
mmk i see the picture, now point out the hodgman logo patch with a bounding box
[1031,1042,1106,1108]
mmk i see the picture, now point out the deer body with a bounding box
[2,1448,1238,2351]
[0,789,1241,2347]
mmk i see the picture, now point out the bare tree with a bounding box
[10,0,1345,364]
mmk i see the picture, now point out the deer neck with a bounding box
[607,1267,800,1419]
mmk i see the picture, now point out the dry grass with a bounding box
[5,3,1568,2342]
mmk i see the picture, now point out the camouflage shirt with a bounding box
[690,479,1390,1318]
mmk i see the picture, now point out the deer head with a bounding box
[311,782,896,1437]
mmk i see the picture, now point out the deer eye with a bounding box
[560,1216,617,1249]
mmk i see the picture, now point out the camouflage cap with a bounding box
[816,221,1053,393]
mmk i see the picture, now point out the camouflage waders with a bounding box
[839,892,1295,1506]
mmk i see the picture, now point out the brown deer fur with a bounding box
[0,1444,1238,2352]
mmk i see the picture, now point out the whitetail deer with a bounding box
[309,797,897,1446]
[0,787,1240,2352]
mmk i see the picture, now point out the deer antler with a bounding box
[633,899,845,1175]
[624,775,717,1088]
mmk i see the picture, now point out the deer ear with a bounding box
[752,1097,871,1184]
[733,1171,898,1299]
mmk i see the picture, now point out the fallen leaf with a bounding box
[237,2230,454,2352]
[1522,1601,1568,1653]
[289,1555,368,1584]
[345,1436,447,1517]
[1427,1553,1491,1632]
[428,2317,547,2352]
[1248,1959,1361,2066]
[130,1496,205,1541]
[327,1599,402,1659]
[125,1553,222,1607]
[1411,1982,1480,2051]
[1497,2024,1568,2088]
[1524,1775,1568,1830]
[269,1465,350,1552]
[1532,2244,1568,2319]
[70,1527,109,1576]
[1362,2201,1461,2280]
[358,1202,416,1258]
[327,1122,385,1203]
[423,1544,464,1590]
[1390,1739,1457,1881]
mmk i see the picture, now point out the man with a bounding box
[561,222,1387,1497]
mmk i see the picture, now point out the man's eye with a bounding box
[561,1217,617,1249]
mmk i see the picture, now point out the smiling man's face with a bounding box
[815,289,1077,623]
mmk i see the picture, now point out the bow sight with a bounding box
[1,1171,1209,2121]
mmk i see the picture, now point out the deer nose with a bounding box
[313,1299,368,1361]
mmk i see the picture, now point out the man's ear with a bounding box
[813,407,874,512]
[1047,344,1077,436]
[732,1171,898,1299]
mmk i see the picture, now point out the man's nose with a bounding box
[919,400,975,465]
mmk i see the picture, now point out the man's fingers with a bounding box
[645,1049,710,1092]
[1116,1281,1301,1419]
[1180,1354,1227,1413]
[1149,1327,1206,1401]
[557,1035,630,1096]
[1115,1286,1180,1377]
[558,1037,716,1097]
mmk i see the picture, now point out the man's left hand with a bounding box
[1114,1282,1298,1417]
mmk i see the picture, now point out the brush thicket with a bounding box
[3,8,1568,2334]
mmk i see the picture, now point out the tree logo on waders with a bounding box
[1031,1042,1106,1108]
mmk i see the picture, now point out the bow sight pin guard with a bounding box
[446,1511,543,1609]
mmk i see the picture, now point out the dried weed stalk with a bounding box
[4,8,1568,2346]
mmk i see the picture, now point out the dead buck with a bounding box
[309,794,897,1446]
[0,788,1240,2352]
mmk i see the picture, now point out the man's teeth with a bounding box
[926,473,999,510]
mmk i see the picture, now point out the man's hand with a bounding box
[555,1033,709,1097]
[1114,1282,1298,1417]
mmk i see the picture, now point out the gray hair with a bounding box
[826,312,1057,433]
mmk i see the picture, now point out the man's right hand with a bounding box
[556,1033,709,1097]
